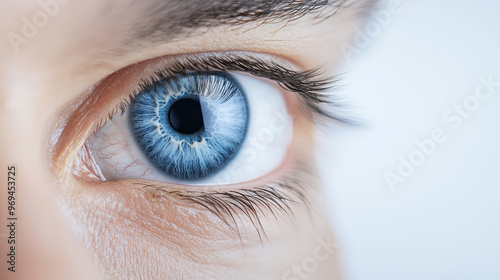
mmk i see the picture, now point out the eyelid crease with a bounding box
[130,52,352,125]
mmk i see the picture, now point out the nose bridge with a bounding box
[0,92,101,280]
[0,2,107,278]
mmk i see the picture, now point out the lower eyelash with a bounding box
[133,160,315,243]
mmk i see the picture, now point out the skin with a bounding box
[0,1,369,279]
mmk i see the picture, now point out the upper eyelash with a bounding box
[132,53,350,124]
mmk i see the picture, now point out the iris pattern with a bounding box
[130,72,249,180]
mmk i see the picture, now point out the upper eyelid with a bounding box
[49,51,341,176]
[98,51,347,135]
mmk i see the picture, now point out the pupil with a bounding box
[168,98,205,134]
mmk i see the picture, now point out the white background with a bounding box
[319,0,500,279]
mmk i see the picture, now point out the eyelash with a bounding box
[87,52,341,240]
[102,53,347,127]
[135,160,315,243]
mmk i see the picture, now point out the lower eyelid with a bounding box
[75,157,316,241]
[64,109,316,245]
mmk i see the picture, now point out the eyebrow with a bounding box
[132,0,344,42]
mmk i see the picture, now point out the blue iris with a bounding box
[130,72,249,181]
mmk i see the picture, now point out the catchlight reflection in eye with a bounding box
[82,71,293,185]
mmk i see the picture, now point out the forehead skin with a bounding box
[0,0,370,279]
[0,0,367,106]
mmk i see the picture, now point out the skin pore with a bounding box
[0,0,371,279]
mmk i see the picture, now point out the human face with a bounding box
[0,1,371,279]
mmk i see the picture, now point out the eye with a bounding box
[80,70,292,185]
[57,52,343,238]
